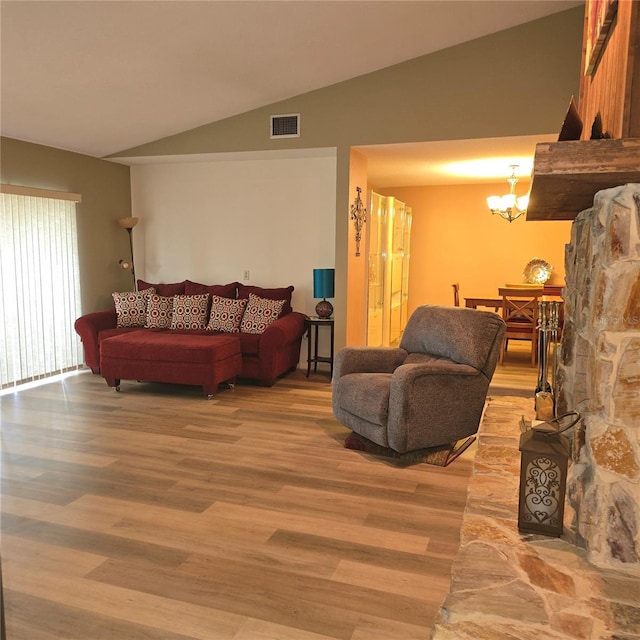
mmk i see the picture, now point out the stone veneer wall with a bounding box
[557,183,640,569]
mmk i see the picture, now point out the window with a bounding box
[0,185,83,389]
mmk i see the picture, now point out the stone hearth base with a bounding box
[430,396,640,640]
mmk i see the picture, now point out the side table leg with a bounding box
[313,323,320,373]
[330,322,335,378]
[306,324,312,377]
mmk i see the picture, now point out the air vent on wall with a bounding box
[270,113,300,139]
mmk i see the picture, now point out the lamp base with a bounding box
[315,299,333,319]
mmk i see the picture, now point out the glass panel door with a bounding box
[366,191,386,346]
[389,199,405,346]
[400,207,412,334]
[366,192,412,347]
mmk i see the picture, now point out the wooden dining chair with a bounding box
[452,283,460,307]
[498,287,544,365]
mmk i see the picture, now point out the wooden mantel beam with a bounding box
[526,138,640,221]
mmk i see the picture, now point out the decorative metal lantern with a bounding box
[518,413,579,537]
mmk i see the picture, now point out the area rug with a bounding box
[344,432,475,466]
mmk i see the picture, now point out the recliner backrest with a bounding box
[399,305,505,374]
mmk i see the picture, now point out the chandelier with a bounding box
[487,165,529,223]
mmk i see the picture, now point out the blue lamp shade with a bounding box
[313,268,335,299]
[313,268,335,318]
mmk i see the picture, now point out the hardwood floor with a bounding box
[1,348,537,640]
[490,339,544,396]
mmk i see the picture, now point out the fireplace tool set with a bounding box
[535,301,562,420]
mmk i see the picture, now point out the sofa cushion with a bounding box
[237,284,293,315]
[184,280,238,299]
[146,294,174,329]
[137,280,185,296]
[112,289,155,328]
[206,295,247,333]
[101,331,240,365]
[239,293,285,334]
[98,327,144,344]
[170,294,210,330]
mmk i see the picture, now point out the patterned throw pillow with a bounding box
[206,295,248,333]
[170,294,210,330]
[237,284,293,315]
[239,293,285,334]
[113,288,155,328]
[146,294,174,329]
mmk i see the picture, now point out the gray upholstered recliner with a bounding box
[332,305,506,454]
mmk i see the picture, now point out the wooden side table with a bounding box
[305,317,334,378]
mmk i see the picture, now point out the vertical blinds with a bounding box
[0,188,82,388]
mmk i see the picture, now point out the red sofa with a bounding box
[74,279,307,387]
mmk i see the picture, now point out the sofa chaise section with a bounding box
[100,332,242,397]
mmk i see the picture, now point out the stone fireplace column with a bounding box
[557,183,640,569]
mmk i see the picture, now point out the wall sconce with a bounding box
[349,186,367,256]
[487,165,529,223]
[313,268,335,318]
[517,412,578,537]
[117,217,138,289]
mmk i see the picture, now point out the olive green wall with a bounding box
[113,7,584,350]
[1,137,132,312]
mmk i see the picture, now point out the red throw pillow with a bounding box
[184,280,238,299]
[137,279,186,296]
[237,284,293,315]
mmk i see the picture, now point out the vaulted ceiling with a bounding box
[1,0,582,162]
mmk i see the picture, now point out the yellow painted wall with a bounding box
[380,183,572,314]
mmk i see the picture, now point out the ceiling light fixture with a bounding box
[487,165,529,223]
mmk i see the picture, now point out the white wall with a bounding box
[130,150,337,317]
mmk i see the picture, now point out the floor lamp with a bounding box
[118,217,139,290]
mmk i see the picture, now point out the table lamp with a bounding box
[313,268,335,318]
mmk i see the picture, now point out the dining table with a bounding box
[464,293,564,311]
[464,291,564,370]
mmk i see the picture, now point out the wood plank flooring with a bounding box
[1,347,537,640]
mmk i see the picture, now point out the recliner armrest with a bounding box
[333,347,407,380]
[392,360,479,380]
[387,360,487,452]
